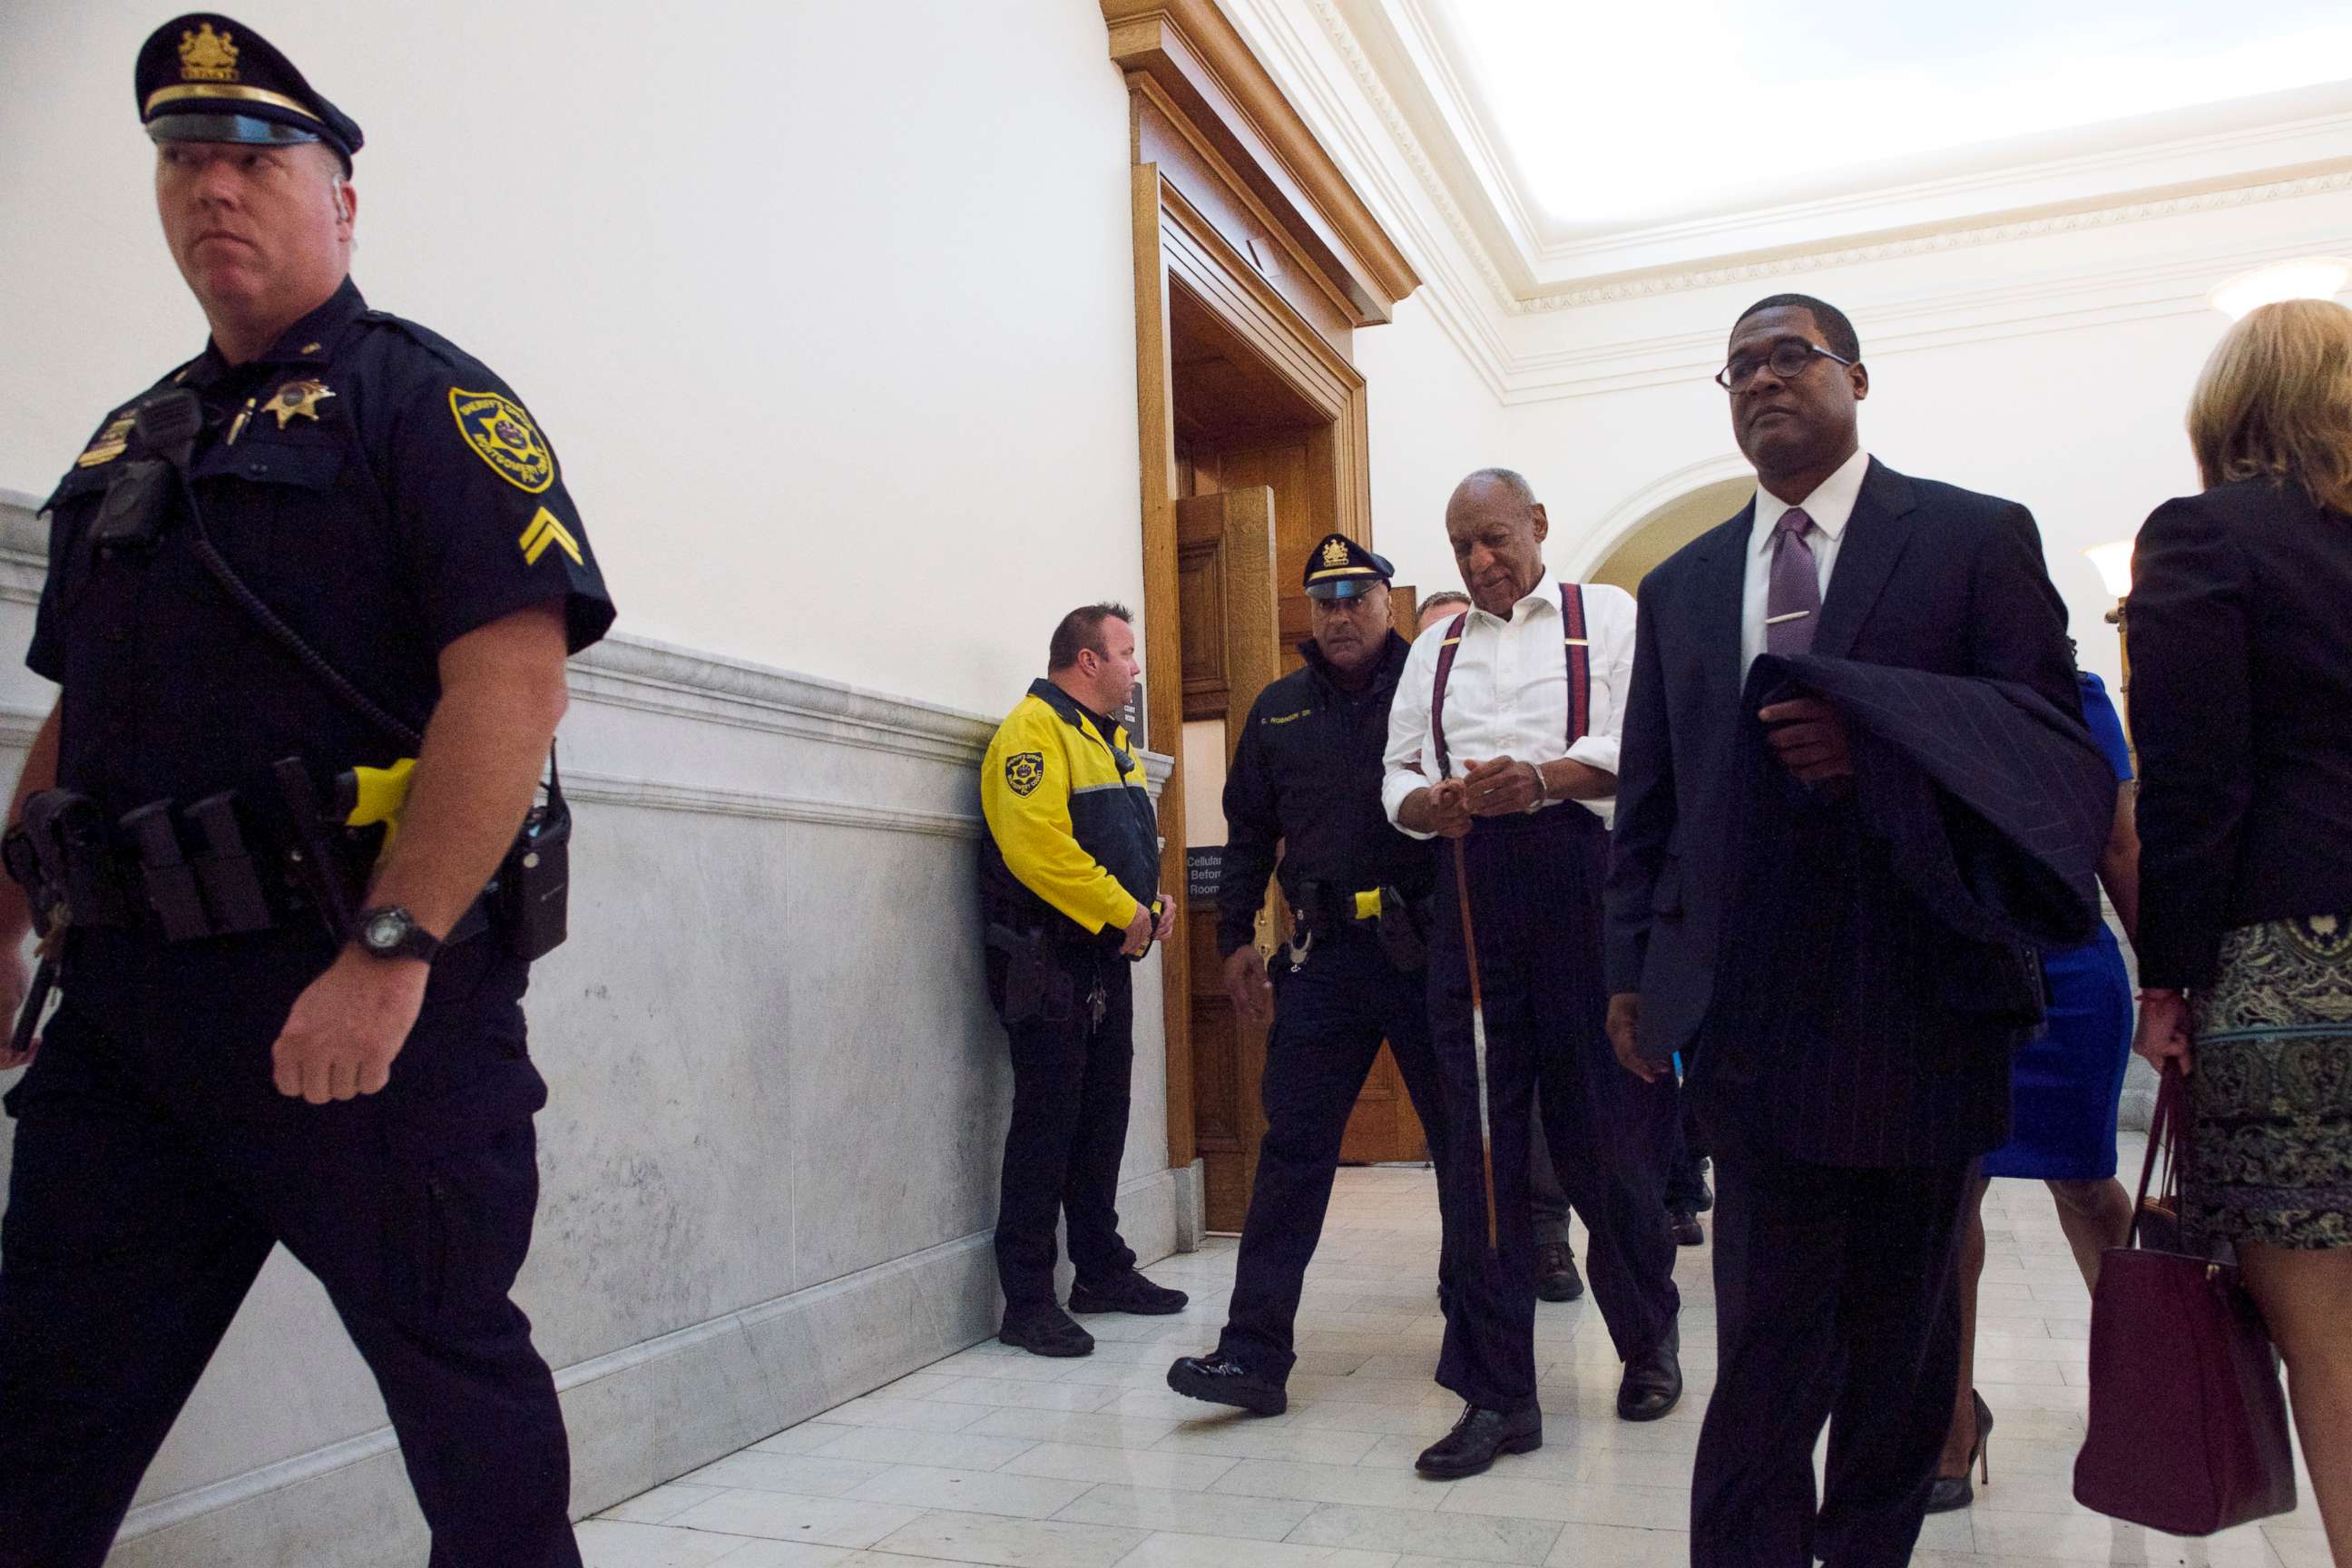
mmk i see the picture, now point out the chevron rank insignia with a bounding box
[518,506,583,567]
[1005,751,1045,797]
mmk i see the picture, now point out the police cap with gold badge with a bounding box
[1302,532,1395,600]
[136,14,363,172]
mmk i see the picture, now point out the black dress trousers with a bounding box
[1216,924,1450,1382]
[991,943,1139,1312]
[1690,1141,1977,1568]
[1425,805,1681,1411]
[0,932,579,1568]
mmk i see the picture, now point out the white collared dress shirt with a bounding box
[1739,446,1872,676]
[1382,577,1636,835]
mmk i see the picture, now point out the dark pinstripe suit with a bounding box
[1605,459,2083,1567]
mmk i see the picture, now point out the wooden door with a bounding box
[1177,487,1282,1234]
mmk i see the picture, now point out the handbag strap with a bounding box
[2128,1061,2189,1247]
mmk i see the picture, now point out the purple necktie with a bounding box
[1766,507,1819,657]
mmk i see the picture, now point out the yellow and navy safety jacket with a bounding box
[980,679,1160,942]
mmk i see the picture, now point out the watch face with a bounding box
[363,909,411,951]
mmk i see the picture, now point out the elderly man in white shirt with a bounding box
[1384,467,1685,1480]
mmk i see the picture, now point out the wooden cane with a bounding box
[1450,835,1500,1251]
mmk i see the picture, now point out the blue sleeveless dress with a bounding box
[1982,671,2135,1181]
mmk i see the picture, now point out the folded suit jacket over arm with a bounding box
[1742,653,2112,954]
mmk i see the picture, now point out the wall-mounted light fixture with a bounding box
[2083,540,2134,604]
[2207,257,2351,320]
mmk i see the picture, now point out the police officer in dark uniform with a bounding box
[0,18,613,1567]
[1165,535,1450,1416]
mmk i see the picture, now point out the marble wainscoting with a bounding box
[0,492,1204,1568]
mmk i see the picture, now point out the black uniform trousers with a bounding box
[991,944,1138,1312]
[0,931,577,1568]
[1426,805,1681,1411]
[1690,1140,1976,1568]
[1217,925,1449,1382]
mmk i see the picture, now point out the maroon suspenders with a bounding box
[1563,581,1591,743]
[1429,583,1590,783]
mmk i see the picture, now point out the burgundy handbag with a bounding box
[2073,1063,2298,1534]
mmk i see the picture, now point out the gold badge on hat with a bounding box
[267,378,335,429]
[179,22,240,83]
[1321,537,1351,567]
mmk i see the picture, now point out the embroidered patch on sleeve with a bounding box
[1004,751,1045,797]
[449,387,555,493]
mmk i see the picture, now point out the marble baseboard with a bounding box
[110,1163,1194,1568]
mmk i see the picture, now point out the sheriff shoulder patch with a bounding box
[449,387,554,494]
[1004,751,1045,797]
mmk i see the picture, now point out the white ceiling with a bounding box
[1334,0,2352,299]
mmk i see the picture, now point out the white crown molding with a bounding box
[1285,0,2352,331]
[1501,224,2352,405]
[1516,166,2352,312]
[1519,107,2352,285]
[1222,0,1520,394]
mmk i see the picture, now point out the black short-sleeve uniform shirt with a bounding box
[31,278,615,813]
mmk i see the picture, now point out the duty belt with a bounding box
[4,760,480,947]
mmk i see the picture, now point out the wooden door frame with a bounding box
[1104,1,1417,1177]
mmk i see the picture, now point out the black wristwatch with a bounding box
[354,905,442,964]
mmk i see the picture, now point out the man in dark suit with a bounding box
[1602,295,2082,1568]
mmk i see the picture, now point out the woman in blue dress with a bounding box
[1928,667,2140,1512]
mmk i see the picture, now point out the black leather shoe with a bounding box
[1167,1352,1286,1416]
[1534,1240,1584,1302]
[1069,1269,1189,1316]
[1669,1209,1704,1247]
[1000,1305,1094,1358]
[1416,1403,1542,1478]
[1616,1328,1682,1421]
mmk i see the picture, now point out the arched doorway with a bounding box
[1575,457,1754,591]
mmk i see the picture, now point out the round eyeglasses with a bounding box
[1715,338,1856,391]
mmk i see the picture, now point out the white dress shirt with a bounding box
[1383,577,1636,835]
[1739,446,1873,676]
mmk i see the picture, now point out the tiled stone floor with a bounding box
[584,1152,2331,1567]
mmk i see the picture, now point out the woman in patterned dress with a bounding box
[2132,298,2352,1563]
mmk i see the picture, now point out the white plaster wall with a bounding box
[1357,292,1508,597]
[0,0,1145,715]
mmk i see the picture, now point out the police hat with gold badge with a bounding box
[1302,533,1395,601]
[136,14,363,172]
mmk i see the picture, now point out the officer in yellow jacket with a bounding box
[979,603,1189,1356]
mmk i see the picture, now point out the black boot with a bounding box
[1669,1208,1704,1247]
[1416,1403,1542,1478]
[1167,1352,1287,1416]
[1000,1304,1094,1358]
[1069,1269,1189,1316]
